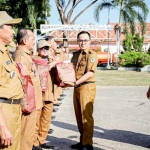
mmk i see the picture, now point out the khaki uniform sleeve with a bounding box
[0,55,3,85]
[13,53,30,75]
[87,53,98,73]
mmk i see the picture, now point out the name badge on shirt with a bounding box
[10,71,15,78]
[90,58,95,62]
[34,70,36,77]
[6,61,11,65]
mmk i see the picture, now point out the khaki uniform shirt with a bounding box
[13,47,43,110]
[64,53,69,61]
[0,44,24,99]
[33,56,54,103]
[71,48,98,82]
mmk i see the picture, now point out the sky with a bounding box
[48,0,150,25]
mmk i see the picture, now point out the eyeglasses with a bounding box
[40,46,49,50]
[78,40,89,43]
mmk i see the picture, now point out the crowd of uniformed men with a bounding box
[0,11,98,150]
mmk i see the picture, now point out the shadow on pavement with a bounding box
[47,135,102,150]
[52,121,150,148]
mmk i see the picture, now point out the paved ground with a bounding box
[44,86,150,150]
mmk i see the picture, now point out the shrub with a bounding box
[122,33,133,51]
[132,33,144,52]
[119,51,150,67]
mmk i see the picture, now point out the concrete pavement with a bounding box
[44,86,150,150]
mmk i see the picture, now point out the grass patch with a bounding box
[96,70,150,86]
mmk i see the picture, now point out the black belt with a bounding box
[75,81,95,88]
[0,98,21,104]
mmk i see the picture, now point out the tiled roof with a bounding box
[51,23,150,44]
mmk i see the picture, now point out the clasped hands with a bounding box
[62,81,77,87]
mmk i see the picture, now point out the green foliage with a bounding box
[132,33,144,52]
[122,32,133,51]
[119,51,150,67]
[147,46,150,54]
[122,33,144,52]
[0,0,51,29]
[94,0,149,35]
[0,0,5,3]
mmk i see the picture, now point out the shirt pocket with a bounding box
[78,60,86,72]
[4,64,14,77]
[2,64,15,84]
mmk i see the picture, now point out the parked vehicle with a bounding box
[97,52,117,67]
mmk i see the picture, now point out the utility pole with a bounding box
[106,6,111,69]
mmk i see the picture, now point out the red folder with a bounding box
[17,63,36,113]
[55,62,76,87]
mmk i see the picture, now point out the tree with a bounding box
[0,0,51,29]
[132,33,144,52]
[122,32,144,52]
[0,0,5,3]
[94,0,115,22]
[54,0,99,24]
[54,0,99,46]
[94,0,149,36]
[122,32,133,51]
[93,0,115,68]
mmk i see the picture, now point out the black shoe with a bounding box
[48,128,54,134]
[60,94,66,97]
[53,108,58,112]
[71,142,82,149]
[40,143,54,149]
[57,98,64,101]
[80,145,94,150]
[32,146,43,150]
[54,103,62,106]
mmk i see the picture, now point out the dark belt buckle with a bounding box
[0,98,21,104]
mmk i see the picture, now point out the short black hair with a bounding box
[17,28,32,44]
[45,36,54,41]
[77,31,91,39]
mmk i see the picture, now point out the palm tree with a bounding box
[94,0,115,68]
[94,0,149,36]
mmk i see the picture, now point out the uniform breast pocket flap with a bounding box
[4,65,15,78]
[4,64,13,72]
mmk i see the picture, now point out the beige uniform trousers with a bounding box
[53,85,59,104]
[34,101,53,146]
[73,83,96,146]
[0,103,21,150]
[58,87,62,96]
[20,110,38,150]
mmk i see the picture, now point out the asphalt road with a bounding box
[43,86,150,150]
